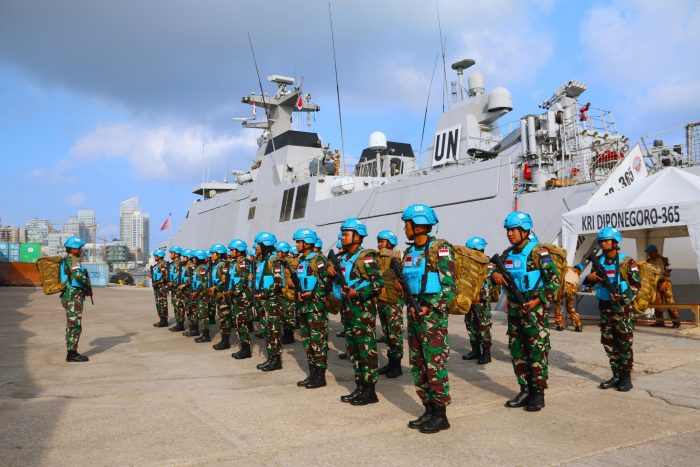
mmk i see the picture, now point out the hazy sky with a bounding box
[1,0,698,246]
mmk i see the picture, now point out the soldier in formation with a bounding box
[60,237,92,362]
[462,236,494,365]
[253,232,285,372]
[375,230,404,378]
[150,249,170,327]
[167,246,186,332]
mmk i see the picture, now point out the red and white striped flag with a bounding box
[160,215,171,231]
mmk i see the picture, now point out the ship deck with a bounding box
[1,287,699,466]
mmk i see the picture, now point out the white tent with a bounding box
[562,168,700,277]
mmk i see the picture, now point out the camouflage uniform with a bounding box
[340,248,384,386]
[378,301,404,360]
[169,258,185,324]
[211,260,232,333]
[257,254,284,358]
[465,262,494,350]
[554,267,582,328]
[648,255,679,325]
[183,262,197,325]
[61,256,89,351]
[296,253,332,369]
[229,256,253,345]
[404,237,456,407]
[502,243,560,390]
[150,261,169,319]
[192,264,209,328]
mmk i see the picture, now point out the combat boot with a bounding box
[376,334,388,344]
[281,326,295,344]
[194,329,210,343]
[555,325,565,331]
[384,357,403,379]
[505,385,530,408]
[420,403,450,433]
[297,364,314,387]
[153,317,168,327]
[261,355,282,372]
[477,346,491,365]
[408,403,434,429]
[574,325,583,332]
[338,352,348,360]
[351,383,378,405]
[340,383,363,403]
[617,368,633,392]
[462,341,481,360]
[306,367,327,389]
[526,388,545,412]
[256,356,272,369]
[212,332,230,350]
[336,329,346,338]
[378,361,391,375]
[169,321,185,332]
[182,324,199,337]
[209,315,216,325]
[599,370,619,389]
[66,350,89,362]
[231,343,251,359]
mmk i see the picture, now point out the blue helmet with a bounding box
[336,239,342,249]
[254,231,277,246]
[195,249,208,260]
[341,217,368,237]
[528,232,539,243]
[401,204,439,225]
[290,246,299,255]
[598,226,622,243]
[645,244,658,253]
[183,249,193,258]
[293,228,318,245]
[338,232,342,239]
[466,236,487,251]
[168,246,182,254]
[64,236,85,249]
[377,230,398,246]
[315,238,323,249]
[209,243,227,255]
[503,211,533,230]
[247,248,256,257]
[228,239,247,252]
[275,241,291,253]
[574,262,585,271]
[153,249,166,258]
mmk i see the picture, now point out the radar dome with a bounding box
[369,131,387,151]
[468,72,485,96]
[488,87,513,112]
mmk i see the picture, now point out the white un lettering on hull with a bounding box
[432,124,461,167]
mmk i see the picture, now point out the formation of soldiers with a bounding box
[56,204,645,434]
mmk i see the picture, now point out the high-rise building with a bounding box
[120,197,139,245]
[26,219,52,245]
[46,232,71,256]
[0,226,27,242]
[130,210,150,263]
[77,209,96,243]
[62,216,86,241]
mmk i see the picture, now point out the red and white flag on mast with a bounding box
[296,92,304,110]
[160,214,171,231]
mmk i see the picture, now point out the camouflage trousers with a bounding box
[408,306,451,406]
[299,299,329,369]
[654,280,679,324]
[195,298,209,330]
[216,295,233,334]
[61,287,85,351]
[171,288,186,323]
[344,300,379,385]
[232,297,252,345]
[153,286,169,318]
[507,304,550,390]
[599,301,634,371]
[377,302,404,359]
[465,302,492,349]
[554,282,581,327]
[261,296,283,357]
[185,295,197,324]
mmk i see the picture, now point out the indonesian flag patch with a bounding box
[405,256,412,264]
[630,264,639,272]
[606,270,616,279]
[438,248,450,257]
[364,257,374,264]
[274,267,281,273]
[317,261,325,268]
[505,259,514,269]
[297,265,305,271]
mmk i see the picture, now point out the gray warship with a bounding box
[171,59,700,276]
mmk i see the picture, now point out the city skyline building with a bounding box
[119,197,139,245]
[77,209,97,243]
[0,226,27,243]
[26,219,52,245]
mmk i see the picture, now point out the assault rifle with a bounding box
[585,250,621,301]
[84,269,94,305]
[489,253,527,308]
[250,258,258,307]
[389,257,422,321]
[327,249,349,301]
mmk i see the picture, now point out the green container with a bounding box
[19,243,42,263]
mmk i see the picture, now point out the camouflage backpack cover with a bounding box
[375,247,402,305]
[36,256,66,295]
[428,239,490,315]
[531,243,568,298]
[281,256,299,301]
[620,257,661,314]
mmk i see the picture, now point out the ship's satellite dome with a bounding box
[488,87,512,112]
[369,131,387,151]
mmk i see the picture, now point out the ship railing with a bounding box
[578,107,619,136]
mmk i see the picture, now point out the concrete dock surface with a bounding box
[1,287,699,466]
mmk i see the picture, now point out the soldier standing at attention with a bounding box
[293,228,332,388]
[492,212,559,412]
[60,237,92,362]
[583,227,641,391]
[334,218,384,405]
[375,229,404,379]
[168,246,186,332]
[553,263,584,332]
[228,240,253,360]
[150,249,170,327]
[181,250,200,337]
[253,232,285,372]
[646,245,680,328]
[275,241,297,345]
[400,204,455,433]
[189,250,210,341]
[209,244,233,350]
[462,236,494,365]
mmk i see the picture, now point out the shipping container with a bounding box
[0,242,8,262]
[83,262,109,287]
[0,262,41,286]
[8,242,20,263]
[19,243,42,263]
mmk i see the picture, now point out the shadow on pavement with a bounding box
[85,332,138,357]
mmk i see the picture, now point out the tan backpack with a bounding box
[280,256,299,301]
[426,239,490,315]
[620,257,661,314]
[375,248,402,305]
[36,256,66,295]
[531,243,568,297]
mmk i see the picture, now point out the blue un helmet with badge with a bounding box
[503,211,533,231]
[169,246,182,254]
[254,231,277,246]
[401,204,439,225]
[275,241,291,253]
[314,238,323,249]
[195,249,208,261]
[210,243,227,255]
[153,249,166,258]
[377,230,398,247]
[228,239,247,252]
[293,228,318,245]
[466,236,487,251]
[597,226,622,244]
[64,236,85,250]
[340,217,368,237]
[183,249,193,258]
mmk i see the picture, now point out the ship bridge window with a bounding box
[293,183,309,219]
[279,188,295,222]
